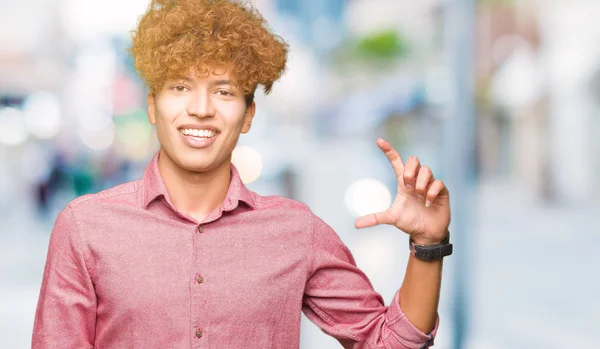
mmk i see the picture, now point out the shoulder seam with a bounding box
[65,204,95,280]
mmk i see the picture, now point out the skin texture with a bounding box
[147,67,255,221]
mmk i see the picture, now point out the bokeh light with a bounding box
[0,107,29,146]
[78,110,114,132]
[79,120,116,151]
[232,145,263,184]
[114,111,154,160]
[344,178,392,217]
[22,92,62,139]
[2,1,600,348]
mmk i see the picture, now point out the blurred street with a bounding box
[2,0,600,348]
[469,181,600,349]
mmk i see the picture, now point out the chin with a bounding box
[178,157,214,173]
[161,141,229,174]
[180,154,226,174]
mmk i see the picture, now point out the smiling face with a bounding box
[147,66,255,174]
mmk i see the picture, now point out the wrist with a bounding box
[409,232,452,261]
[411,231,449,246]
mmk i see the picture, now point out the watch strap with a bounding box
[409,232,453,261]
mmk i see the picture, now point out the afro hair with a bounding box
[130,0,289,100]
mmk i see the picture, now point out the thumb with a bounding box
[354,210,391,229]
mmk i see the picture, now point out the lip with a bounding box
[177,125,220,149]
[180,131,218,149]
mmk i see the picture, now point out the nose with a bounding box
[186,91,215,118]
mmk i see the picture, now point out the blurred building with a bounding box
[1,0,599,348]
[475,0,600,204]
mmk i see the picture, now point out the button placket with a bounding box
[192,223,207,343]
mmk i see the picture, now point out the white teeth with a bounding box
[181,129,216,138]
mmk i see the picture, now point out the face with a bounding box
[147,66,255,173]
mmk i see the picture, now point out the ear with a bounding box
[241,101,256,134]
[147,92,157,125]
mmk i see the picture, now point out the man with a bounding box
[33,0,452,348]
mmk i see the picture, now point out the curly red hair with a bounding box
[130,0,288,101]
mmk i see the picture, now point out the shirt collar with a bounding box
[142,152,255,211]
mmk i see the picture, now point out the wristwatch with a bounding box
[409,232,453,261]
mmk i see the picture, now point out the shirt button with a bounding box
[195,329,203,338]
[197,225,204,233]
[196,275,204,284]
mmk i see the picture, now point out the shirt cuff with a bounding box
[385,289,439,349]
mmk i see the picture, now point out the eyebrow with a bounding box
[209,79,234,87]
[172,77,237,88]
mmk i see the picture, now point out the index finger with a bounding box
[376,138,404,177]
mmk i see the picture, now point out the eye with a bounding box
[215,90,233,97]
[171,85,189,92]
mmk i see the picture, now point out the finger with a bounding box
[425,180,448,208]
[415,166,434,202]
[354,210,392,229]
[403,156,420,189]
[376,138,405,180]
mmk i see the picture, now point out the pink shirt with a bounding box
[33,152,438,349]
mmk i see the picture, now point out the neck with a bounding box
[157,148,231,222]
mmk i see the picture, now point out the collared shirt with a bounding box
[33,152,438,349]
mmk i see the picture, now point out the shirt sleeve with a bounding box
[32,205,96,349]
[302,213,439,349]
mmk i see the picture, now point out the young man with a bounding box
[33,1,452,348]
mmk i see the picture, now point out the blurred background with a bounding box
[1,0,599,348]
